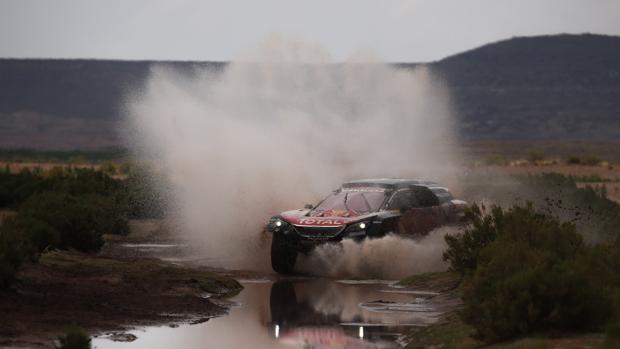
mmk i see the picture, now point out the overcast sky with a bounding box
[1,0,619,62]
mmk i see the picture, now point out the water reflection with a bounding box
[93,278,443,349]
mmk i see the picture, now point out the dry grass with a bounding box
[0,161,100,173]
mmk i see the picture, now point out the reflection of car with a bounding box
[268,281,391,348]
[266,179,467,273]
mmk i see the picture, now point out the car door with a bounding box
[395,186,443,237]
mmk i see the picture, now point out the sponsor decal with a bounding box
[298,218,344,225]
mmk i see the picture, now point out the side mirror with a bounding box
[304,204,314,209]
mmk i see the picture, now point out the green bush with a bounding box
[445,203,613,343]
[527,150,545,163]
[117,169,167,219]
[81,194,129,236]
[566,155,602,166]
[17,192,130,252]
[443,203,500,276]
[56,326,91,349]
[0,219,32,288]
[0,167,166,219]
[13,216,60,253]
[484,154,508,166]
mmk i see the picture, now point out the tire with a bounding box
[270,281,298,323]
[271,234,298,274]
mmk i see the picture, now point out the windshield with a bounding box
[310,189,386,217]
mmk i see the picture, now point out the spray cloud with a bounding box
[126,37,458,271]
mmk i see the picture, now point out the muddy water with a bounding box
[94,243,450,349]
[93,277,450,349]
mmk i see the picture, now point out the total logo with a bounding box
[298,218,344,225]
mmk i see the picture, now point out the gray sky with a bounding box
[1,0,619,62]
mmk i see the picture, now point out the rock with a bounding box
[109,333,138,342]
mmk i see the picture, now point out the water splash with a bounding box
[125,37,458,270]
[297,227,453,279]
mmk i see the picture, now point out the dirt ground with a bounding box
[0,249,242,348]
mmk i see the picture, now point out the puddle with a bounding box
[379,289,440,296]
[92,278,449,349]
[119,243,182,249]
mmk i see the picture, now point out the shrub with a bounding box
[566,155,602,166]
[443,203,500,276]
[527,150,545,163]
[581,155,602,166]
[80,194,129,236]
[484,154,508,166]
[56,326,91,349]
[445,203,613,343]
[0,168,123,208]
[17,192,122,252]
[14,216,60,253]
[0,166,166,220]
[100,161,117,175]
[119,162,132,175]
[0,219,32,288]
[117,170,167,219]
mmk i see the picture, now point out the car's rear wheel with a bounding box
[271,234,297,274]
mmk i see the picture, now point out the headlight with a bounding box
[267,217,288,233]
[345,220,370,237]
[347,221,368,232]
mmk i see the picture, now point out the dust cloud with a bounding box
[125,36,459,271]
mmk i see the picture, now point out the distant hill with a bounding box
[432,34,620,140]
[0,34,619,149]
[0,60,224,149]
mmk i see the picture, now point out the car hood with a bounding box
[280,209,375,227]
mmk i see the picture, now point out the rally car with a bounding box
[266,178,467,273]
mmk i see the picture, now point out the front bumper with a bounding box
[267,217,372,252]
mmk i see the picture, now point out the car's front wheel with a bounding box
[271,234,297,274]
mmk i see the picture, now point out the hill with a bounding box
[432,34,620,140]
[0,34,619,149]
[0,60,224,149]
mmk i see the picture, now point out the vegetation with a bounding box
[484,154,509,166]
[55,326,91,349]
[570,174,610,182]
[527,150,545,163]
[0,148,127,163]
[401,271,608,349]
[463,172,620,242]
[0,166,166,289]
[566,154,602,166]
[18,192,117,252]
[521,173,620,241]
[0,166,166,218]
[444,202,620,344]
[0,220,33,288]
[404,313,480,349]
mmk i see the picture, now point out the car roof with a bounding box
[342,178,442,190]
